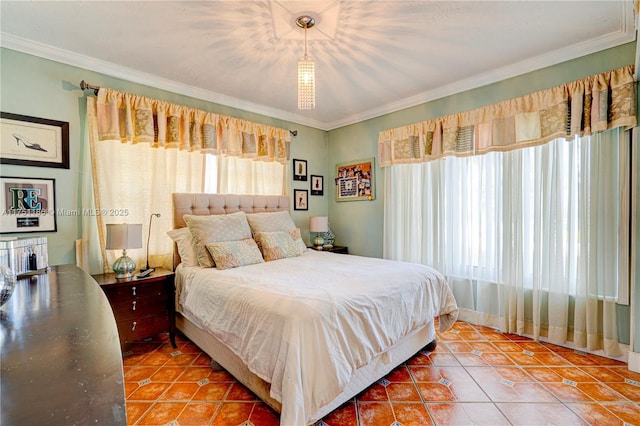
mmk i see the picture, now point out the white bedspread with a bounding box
[180,250,458,425]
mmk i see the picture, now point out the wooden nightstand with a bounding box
[93,268,176,348]
[308,245,349,254]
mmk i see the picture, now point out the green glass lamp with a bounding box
[309,216,328,250]
[106,223,142,279]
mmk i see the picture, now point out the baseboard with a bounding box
[629,351,640,373]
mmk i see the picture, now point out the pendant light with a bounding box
[296,15,315,110]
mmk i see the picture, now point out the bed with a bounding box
[170,193,458,425]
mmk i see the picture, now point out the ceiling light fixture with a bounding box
[296,15,315,110]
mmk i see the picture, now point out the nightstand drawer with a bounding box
[103,281,166,301]
[116,313,170,344]
[110,295,168,321]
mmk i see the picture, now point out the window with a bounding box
[204,155,286,195]
[385,129,629,302]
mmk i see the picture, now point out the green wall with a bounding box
[0,47,329,265]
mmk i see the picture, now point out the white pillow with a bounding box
[183,212,252,268]
[246,211,306,252]
[167,227,198,267]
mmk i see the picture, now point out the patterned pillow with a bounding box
[183,212,252,268]
[246,211,295,232]
[205,239,264,270]
[246,211,306,252]
[254,230,304,261]
[167,227,198,267]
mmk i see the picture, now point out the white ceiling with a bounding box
[0,1,635,130]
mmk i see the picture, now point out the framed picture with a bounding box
[0,176,57,233]
[1,112,70,169]
[336,157,375,202]
[310,175,324,196]
[293,159,307,181]
[294,189,308,210]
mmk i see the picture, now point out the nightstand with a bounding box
[93,268,176,348]
[308,245,349,254]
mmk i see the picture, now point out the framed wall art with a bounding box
[0,112,70,169]
[310,175,324,196]
[294,189,308,210]
[293,159,307,181]
[0,176,57,233]
[336,157,375,202]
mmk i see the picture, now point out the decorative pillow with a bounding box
[167,227,198,267]
[246,211,306,252]
[205,239,264,270]
[246,211,296,233]
[254,231,304,261]
[183,212,252,268]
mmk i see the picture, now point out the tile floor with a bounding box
[123,321,640,425]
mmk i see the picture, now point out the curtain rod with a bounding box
[79,80,298,137]
[79,80,100,95]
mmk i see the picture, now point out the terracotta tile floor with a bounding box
[123,321,640,425]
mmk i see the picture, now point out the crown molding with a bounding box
[327,3,636,130]
[0,32,329,131]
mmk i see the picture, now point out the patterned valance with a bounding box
[378,65,636,166]
[93,88,290,163]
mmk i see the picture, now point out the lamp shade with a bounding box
[309,216,328,233]
[106,224,143,250]
[298,58,315,110]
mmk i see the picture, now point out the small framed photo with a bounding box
[0,176,57,233]
[1,112,70,169]
[293,159,307,181]
[336,157,375,202]
[310,175,324,196]
[294,189,308,210]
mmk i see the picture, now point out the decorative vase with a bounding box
[322,226,335,248]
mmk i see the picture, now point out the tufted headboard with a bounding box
[171,193,290,268]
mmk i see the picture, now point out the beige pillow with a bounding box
[184,212,252,268]
[246,211,296,232]
[167,227,198,267]
[254,230,304,261]
[205,239,264,270]
[247,211,306,252]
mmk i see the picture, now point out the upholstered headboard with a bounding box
[171,193,290,268]
[172,193,290,228]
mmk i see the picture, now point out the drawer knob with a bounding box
[132,300,136,311]
[131,321,137,331]
[132,286,136,296]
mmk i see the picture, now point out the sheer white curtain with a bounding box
[384,129,629,357]
[205,155,288,195]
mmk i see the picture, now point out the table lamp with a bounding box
[106,223,142,279]
[309,216,328,249]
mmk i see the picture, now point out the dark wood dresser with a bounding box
[93,268,176,348]
[0,264,127,425]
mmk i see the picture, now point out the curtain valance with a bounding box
[378,65,636,166]
[94,88,291,163]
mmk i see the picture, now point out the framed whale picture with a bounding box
[0,112,69,169]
